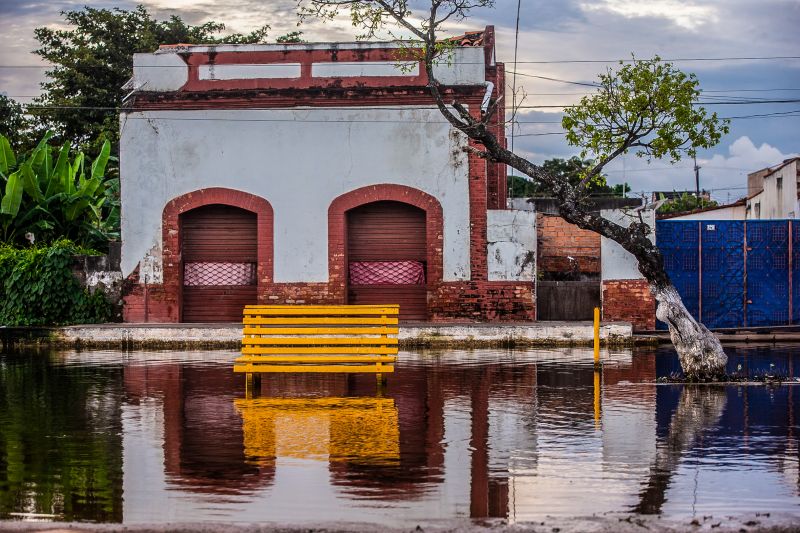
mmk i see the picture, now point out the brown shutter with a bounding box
[347,201,428,321]
[181,205,258,322]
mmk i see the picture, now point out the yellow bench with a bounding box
[233,304,399,375]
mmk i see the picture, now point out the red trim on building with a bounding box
[181,48,428,92]
[128,89,486,111]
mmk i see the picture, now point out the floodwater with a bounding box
[0,345,799,527]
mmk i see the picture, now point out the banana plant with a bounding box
[0,132,116,248]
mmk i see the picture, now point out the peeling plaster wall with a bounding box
[600,208,656,281]
[120,107,471,283]
[486,209,536,281]
[132,46,486,91]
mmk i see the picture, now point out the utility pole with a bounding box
[693,154,701,198]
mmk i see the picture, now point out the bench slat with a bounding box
[242,326,399,335]
[244,307,398,316]
[242,346,397,355]
[242,337,398,346]
[244,316,399,325]
[234,364,395,374]
[245,304,399,309]
[235,355,396,364]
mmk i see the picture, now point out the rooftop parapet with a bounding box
[130,27,496,94]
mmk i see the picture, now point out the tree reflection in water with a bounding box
[634,385,727,514]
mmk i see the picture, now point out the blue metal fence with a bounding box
[656,220,796,329]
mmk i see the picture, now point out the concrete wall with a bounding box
[486,209,536,281]
[120,106,471,283]
[665,204,747,221]
[600,208,656,281]
[747,160,799,219]
[71,243,123,320]
[132,45,486,91]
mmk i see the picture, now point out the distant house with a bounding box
[119,27,545,323]
[746,157,800,219]
[658,198,747,221]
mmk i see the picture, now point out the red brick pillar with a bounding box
[468,109,488,282]
[602,279,656,331]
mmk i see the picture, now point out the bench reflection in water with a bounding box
[234,397,400,465]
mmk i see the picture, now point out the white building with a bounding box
[119,28,541,323]
[746,157,800,219]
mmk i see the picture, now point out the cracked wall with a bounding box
[120,106,472,283]
[486,209,536,281]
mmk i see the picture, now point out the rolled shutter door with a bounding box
[181,204,258,322]
[347,201,428,321]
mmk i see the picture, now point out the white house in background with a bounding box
[658,198,747,221]
[746,157,800,219]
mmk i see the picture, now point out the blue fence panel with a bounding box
[700,221,744,328]
[656,221,700,330]
[794,222,800,325]
[746,221,790,326]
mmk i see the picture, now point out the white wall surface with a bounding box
[600,208,656,281]
[199,63,301,80]
[487,209,536,281]
[311,61,418,77]
[665,204,746,221]
[748,160,799,219]
[120,107,471,283]
[132,53,188,92]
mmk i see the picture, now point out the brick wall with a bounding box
[602,279,655,331]
[536,213,601,275]
[430,282,535,321]
[122,267,174,322]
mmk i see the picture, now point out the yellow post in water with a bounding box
[593,369,601,428]
[593,306,600,366]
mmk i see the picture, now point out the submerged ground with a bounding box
[0,345,799,531]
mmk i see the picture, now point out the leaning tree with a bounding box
[300,0,730,380]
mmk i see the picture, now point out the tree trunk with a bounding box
[417,56,728,380]
[554,202,728,380]
[654,284,728,380]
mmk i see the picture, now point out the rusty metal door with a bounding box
[181,204,257,322]
[347,201,428,321]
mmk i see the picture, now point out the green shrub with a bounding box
[0,240,112,326]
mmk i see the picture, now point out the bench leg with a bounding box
[245,373,262,399]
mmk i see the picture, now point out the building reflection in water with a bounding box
[115,347,800,524]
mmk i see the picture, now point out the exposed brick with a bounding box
[602,279,655,331]
[429,281,535,321]
[537,213,601,275]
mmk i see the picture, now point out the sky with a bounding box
[1,0,799,201]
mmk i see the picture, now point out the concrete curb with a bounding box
[2,322,634,350]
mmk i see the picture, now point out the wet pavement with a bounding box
[0,345,799,530]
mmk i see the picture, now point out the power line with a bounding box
[510,56,800,64]
[506,70,599,87]
[510,0,522,156]
[1,55,798,69]
[18,104,800,123]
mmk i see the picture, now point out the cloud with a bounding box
[600,136,797,202]
[580,0,718,30]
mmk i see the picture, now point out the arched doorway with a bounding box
[180,204,258,322]
[346,201,428,321]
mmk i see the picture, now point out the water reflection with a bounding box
[635,386,728,514]
[235,397,400,464]
[1,345,799,525]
